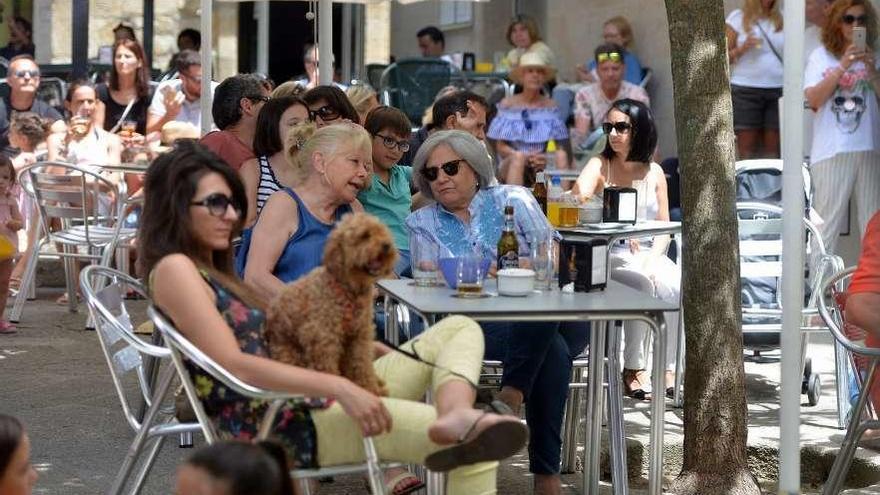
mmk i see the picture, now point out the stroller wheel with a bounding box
[806,373,821,407]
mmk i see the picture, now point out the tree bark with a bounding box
[665,1,761,493]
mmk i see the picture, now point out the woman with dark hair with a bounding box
[96,39,154,137]
[175,441,291,495]
[0,414,37,494]
[573,99,680,401]
[239,96,310,225]
[805,0,880,255]
[143,140,525,494]
[302,85,360,128]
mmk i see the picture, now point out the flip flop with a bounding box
[424,407,528,472]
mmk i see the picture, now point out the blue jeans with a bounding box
[483,321,590,474]
[395,249,412,278]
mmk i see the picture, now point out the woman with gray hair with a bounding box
[405,129,589,494]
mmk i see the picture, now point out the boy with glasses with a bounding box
[147,49,218,134]
[0,55,62,157]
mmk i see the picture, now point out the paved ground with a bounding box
[2,288,880,494]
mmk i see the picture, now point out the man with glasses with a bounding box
[200,73,270,171]
[573,43,650,150]
[0,55,63,156]
[147,49,218,134]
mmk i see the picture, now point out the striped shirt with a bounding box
[256,155,282,214]
[405,185,557,261]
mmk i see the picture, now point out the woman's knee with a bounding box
[425,315,484,351]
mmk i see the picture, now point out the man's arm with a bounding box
[847,292,880,334]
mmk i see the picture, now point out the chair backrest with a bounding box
[379,58,465,125]
[365,63,388,90]
[80,265,165,433]
[148,305,312,443]
[28,161,127,248]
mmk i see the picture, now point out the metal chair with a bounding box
[818,267,880,495]
[80,265,201,495]
[379,58,466,126]
[737,201,845,408]
[10,162,136,321]
[149,305,391,495]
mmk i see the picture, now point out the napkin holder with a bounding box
[558,238,608,292]
[603,186,637,224]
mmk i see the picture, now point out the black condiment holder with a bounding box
[558,238,608,292]
[603,186,637,224]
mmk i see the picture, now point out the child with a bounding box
[8,112,49,295]
[174,441,291,495]
[0,157,23,333]
[358,105,414,277]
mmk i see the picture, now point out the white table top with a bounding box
[557,220,681,241]
[377,278,678,318]
[101,162,150,174]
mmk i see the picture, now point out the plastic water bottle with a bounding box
[544,139,558,172]
[547,175,564,227]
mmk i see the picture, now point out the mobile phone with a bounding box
[854,26,867,52]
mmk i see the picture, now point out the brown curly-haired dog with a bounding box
[267,213,397,396]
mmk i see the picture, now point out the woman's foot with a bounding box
[622,368,652,400]
[378,468,425,495]
[0,320,16,334]
[665,370,676,399]
[55,292,80,305]
[424,407,527,472]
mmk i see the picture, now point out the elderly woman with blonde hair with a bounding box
[238,122,370,299]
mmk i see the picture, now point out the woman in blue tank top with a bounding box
[239,122,370,300]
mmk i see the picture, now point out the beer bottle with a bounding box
[533,172,547,215]
[497,205,520,269]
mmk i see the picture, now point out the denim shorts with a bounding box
[731,84,783,130]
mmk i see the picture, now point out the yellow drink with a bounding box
[560,205,579,227]
[547,201,562,227]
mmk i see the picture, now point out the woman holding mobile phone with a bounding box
[805,0,880,255]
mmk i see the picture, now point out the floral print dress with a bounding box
[189,272,330,468]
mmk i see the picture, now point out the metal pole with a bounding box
[143,0,154,69]
[71,0,89,79]
[200,0,213,135]
[341,3,352,85]
[779,1,806,493]
[255,1,270,76]
[353,5,364,82]
[318,0,333,85]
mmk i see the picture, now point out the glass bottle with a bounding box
[533,172,547,215]
[497,205,520,270]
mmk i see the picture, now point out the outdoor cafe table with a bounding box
[100,162,151,174]
[377,278,678,495]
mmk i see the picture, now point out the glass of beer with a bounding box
[456,256,485,297]
[559,195,580,227]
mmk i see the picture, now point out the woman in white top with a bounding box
[47,80,121,171]
[505,15,556,72]
[573,99,680,400]
[726,0,784,159]
[805,0,880,254]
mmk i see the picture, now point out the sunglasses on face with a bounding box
[421,159,463,182]
[308,105,341,122]
[602,121,632,134]
[596,52,622,64]
[375,134,410,152]
[190,193,242,217]
[843,14,869,24]
[13,69,38,79]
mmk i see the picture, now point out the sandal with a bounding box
[0,320,16,334]
[423,402,528,472]
[622,368,652,401]
[370,471,425,495]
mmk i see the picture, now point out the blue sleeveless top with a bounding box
[274,188,353,283]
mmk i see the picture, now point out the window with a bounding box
[439,2,473,27]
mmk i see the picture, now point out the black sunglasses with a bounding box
[421,159,463,182]
[843,14,869,24]
[374,133,410,152]
[13,69,38,79]
[602,121,633,135]
[308,105,341,122]
[190,193,242,217]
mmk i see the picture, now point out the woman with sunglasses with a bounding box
[239,122,368,300]
[805,0,880,255]
[725,0,784,159]
[573,99,680,401]
[239,96,310,226]
[302,85,360,128]
[144,141,526,495]
[407,129,589,494]
[488,52,569,186]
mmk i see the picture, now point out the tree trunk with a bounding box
[665,1,761,493]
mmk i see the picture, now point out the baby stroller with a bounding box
[735,159,830,407]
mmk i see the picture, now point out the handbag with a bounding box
[755,21,783,65]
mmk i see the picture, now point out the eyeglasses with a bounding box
[190,193,242,217]
[421,159,463,182]
[521,109,533,131]
[374,134,410,152]
[13,70,39,79]
[843,14,869,24]
[308,105,341,123]
[179,72,202,83]
[246,95,271,103]
[596,52,622,64]
[602,121,632,134]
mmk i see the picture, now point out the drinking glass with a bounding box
[456,257,485,297]
[411,235,440,287]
